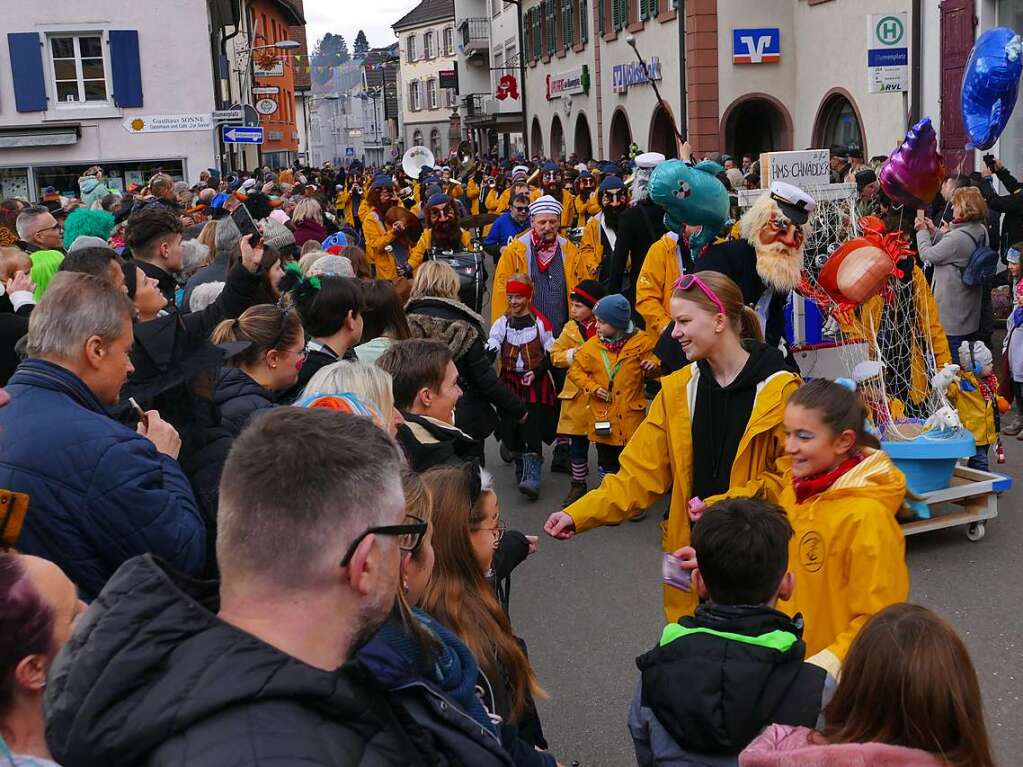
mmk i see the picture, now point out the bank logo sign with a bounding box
[732,28,781,64]
[611,58,661,94]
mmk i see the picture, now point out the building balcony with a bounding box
[462,93,494,125]
[459,18,490,56]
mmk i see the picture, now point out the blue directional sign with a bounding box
[222,125,264,144]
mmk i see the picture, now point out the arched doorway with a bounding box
[550,116,565,161]
[648,105,678,159]
[721,95,792,159]
[609,109,632,161]
[574,113,593,160]
[813,91,864,154]
[530,117,544,158]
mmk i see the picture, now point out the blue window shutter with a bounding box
[109,30,143,108]
[8,33,46,112]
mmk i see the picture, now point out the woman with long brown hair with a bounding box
[420,464,548,750]
[546,271,799,624]
[741,603,995,767]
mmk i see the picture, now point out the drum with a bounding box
[427,249,487,313]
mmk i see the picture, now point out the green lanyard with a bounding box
[599,348,624,399]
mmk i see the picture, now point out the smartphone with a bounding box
[0,490,30,548]
[662,552,692,592]
[231,203,262,246]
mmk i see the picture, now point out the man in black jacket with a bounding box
[629,498,834,764]
[980,157,1023,251]
[604,152,667,325]
[45,409,432,766]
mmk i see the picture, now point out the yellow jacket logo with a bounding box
[799,530,826,573]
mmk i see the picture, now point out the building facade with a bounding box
[0,0,218,198]
[393,0,461,160]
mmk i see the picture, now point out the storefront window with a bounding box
[998,0,1023,179]
[817,95,863,152]
[31,160,184,200]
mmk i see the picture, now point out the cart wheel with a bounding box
[966,522,986,542]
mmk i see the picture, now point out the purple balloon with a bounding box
[878,118,945,210]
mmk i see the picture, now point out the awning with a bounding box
[0,125,81,149]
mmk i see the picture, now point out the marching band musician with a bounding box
[540,162,575,230]
[571,170,600,228]
[409,193,475,272]
[361,175,411,280]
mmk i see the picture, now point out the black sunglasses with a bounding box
[340,513,428,567]
[513,205,530,213]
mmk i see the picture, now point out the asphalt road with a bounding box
[487,435,1023,766]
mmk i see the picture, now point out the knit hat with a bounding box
[594,293,632,330]
[67,235,111,253]
[599,176,626,194]
[309,255,355,278]
[260,217,296,252]
[370,174,393,190]
[529,195,562,217]
[958,340,993,371]
[426,193,453,209]
[542,161,558,173]
[570,279,606,309]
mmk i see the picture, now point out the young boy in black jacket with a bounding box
[629,497,835,766]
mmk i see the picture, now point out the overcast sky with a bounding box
[304,0,415,53]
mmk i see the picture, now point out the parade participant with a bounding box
[0,553,84,766]
[285,273,365,400]
[605,152,667,314]
[568,293,658,485]
[487,274,556,499]
[46,410,434,766]
[937,342,1001,471]
[406,261,526,462]
[579,176,627,281]
[486,171,512,215]
[544,272,797,622]
[466,166,487,216]
[854,169,879,218]
[696,181,816,353]
[484,192,532,262]
[740,604,995,767]
[551,279,607,506]
[828,145,851,184]
[361,175,409,280]
[420,465,551,754]
[0,274,205,600]
[635,225,699,336]
[409,193,474,271]
[630,500,833,766]
[571,170,600,228]
[209,304,306,436]
[378,338,475,471]
[712,378,909,674]
[539,162,574,229]
[492,195,583,336]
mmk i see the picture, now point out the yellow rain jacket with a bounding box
[565,362,798,622]
[466,178,483,216]
[551,320,593,436]
[636,233,686,335]
[335,189,354,227]
[568,331,659,446]
[576,213,611,282]
[492,232,584,323]
[361,209,401,280]
[843,267,951,406]
[772,449,908,675]
[948,372,998,448]
[408,229,475,272]
[572,193,600,228]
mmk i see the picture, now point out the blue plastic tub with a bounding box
[881,428,976,495]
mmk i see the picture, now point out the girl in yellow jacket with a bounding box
[741,377,910,677]
[568,293,659,484]
[545,271,798,622]
[551,280,607,507]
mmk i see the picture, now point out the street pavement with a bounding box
[486,435,1023,766]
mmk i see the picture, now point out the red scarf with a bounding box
[978,373,999,403]
[600,334,629,355]
[530,229,559,272]
[792,453,865,504]
[579,317,597,339]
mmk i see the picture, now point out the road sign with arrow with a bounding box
[222,126,264,144]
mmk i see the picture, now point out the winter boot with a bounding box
[1003,405,1023,436]
[518,453,542,500]
[550,441,570,474]
[514,456,524,483]
[562,481,587,507]
[500,442,518,463]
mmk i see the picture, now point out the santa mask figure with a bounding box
[738,181,816,293]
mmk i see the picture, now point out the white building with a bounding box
[0,0,219,199]
[393,0,461,159]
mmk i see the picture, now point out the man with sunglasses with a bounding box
[45,408,436,766]
[579,176,628,281]
[14,205,64,256]
[483,192,532,263]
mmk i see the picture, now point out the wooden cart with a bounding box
[901,466,1012,542]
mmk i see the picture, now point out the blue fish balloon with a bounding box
[961,27,1023,150]
[649,159,730,253]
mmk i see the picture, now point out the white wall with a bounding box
[0,0,217,181]
[396,16,459,156]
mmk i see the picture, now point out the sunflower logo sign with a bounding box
[122,113,214,134]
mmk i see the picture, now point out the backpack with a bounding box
[959,229,999,287]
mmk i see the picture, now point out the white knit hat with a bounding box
[529,195,562,217]
[958,340,993,371]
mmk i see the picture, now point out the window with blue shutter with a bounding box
[109,30,143,108]
[8,33,47,112]
[580,0,589,43]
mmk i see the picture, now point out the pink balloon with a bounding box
[878,118,945,210]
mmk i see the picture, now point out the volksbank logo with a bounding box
[732,28,781,65]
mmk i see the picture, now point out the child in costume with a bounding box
[550,280,607,508]
[487,273,556,501]
[568,294,659,485]
[949,341,1004,470]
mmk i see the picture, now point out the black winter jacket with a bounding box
[605,200,668,317]
[214,366,277,436]
[406,296,526,440]
[983,166,1023,251]
[629,604,832,766]
[395,412,478,472]
[45,555,430,767]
